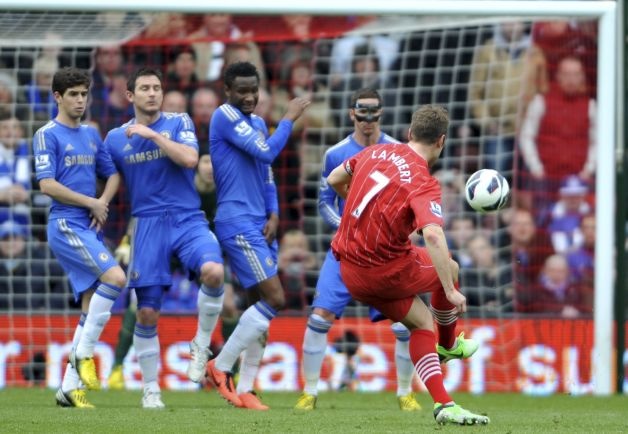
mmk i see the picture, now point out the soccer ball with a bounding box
[464,169,510,213]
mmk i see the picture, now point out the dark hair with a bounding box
[51,67,90,96]
[410,105,449,144]
[350,87,381,107]
[224,61,259,88]
[127,67,163,93]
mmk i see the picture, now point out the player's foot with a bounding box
[398,393,422,411]
[55,388,95,409]
[238,391,269,410]
[436,332,479,363]
[206,359,242,407]
[187,339,212,383]
[433,403,490,425]
[294,392,317,411]
[69,349,101,390]
[142,390,165,409]
[107,365,125,390]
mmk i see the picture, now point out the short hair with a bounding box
[350,87,382,107]
[51,67,90,96]
[127,67,163,93]
[224,61,259,88]
[409,105,449,144]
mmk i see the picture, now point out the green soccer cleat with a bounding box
[397,393,422,411]
[294,392,317,411]
[436,332,479,363]
[55,388,95,409]
[433,403,490,425]
[107,365,125,390]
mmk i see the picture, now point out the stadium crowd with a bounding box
[0,13,597,319]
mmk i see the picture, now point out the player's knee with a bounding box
[200,262,224,288]
[136,307,159,326]
[312,307,335,322]
[263,291,285,311]
[102,266,127,289]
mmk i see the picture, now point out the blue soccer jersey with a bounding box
[314,131,399,318]
[103,112,200,216]
[33,120,116,221]
[209,103,293,239]
[318,132,399,229]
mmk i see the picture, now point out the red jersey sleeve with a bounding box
[409,179,444,229]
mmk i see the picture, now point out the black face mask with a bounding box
[353,103,382,123]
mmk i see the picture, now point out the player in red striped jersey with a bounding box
[328,105,489,425]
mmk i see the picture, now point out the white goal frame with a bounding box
[5,0,619,395]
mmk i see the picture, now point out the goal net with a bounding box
[0,2,618,395]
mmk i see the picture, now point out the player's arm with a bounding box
[39,178,108,221]
[217,98,309,163]
[263,165,279,244]
[125,119,198,168]
[318,152,341,229]
[422,224,466,313]
[327,161,353,200]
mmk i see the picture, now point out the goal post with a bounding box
[1,1,619,395]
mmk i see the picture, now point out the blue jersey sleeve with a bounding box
[92,128,117,179]
[318,149,341,229]
[214,106,293,163]
[173,113,199,150]
[33,126,58,181]
[264,165,279,215]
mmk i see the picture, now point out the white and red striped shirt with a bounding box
[331,143,443,267]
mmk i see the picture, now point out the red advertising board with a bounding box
[0,315,620,394]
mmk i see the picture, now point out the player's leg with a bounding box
[47,218,123,391]
[175,221,225,382]
[390,322,421,411]
[134,286,165,409]
[108,290,137,390]
[207,230,280,408]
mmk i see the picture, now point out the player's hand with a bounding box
[263,213,279,245]
[283,97,311,122]
[88,197,109,228]
[445,289,467,314]
[125,124,158,141]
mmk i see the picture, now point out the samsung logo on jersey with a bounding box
[124,149,166,164]
[64,154,95,167]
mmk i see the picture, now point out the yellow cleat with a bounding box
[55,388,95,409]
[398,393,422,411]
[107,365,125,390]
[70,349,101,391]
[294,392,317,411]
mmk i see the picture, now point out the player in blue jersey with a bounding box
[33,67,127,408]
[102,67,225,409]
[294,88,421,411]
[206,61,310,410]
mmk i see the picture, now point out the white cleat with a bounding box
[187,339,212,383]
[142,390,165,409]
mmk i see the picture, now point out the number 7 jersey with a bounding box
[331,143,443,267]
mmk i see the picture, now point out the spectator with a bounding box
[164,46,200,105]
[89,69,134,135]
[0,72,28,120]
[433,169,466,227]
[519,56,595,210]
[90,45,125,120]
[0,220,68,311]
[544,175,592,254]
[26,55,59,123]
[0,115,30,226]
[278,229,317,309]
[527,253,592,317]
[461,233,513,313]
[447,215,476,268]
[566,213,595,287]
[190,87,220,147]
[468,21,546,176]
[162,90,188,113]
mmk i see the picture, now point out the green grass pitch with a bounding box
[1,389,626,433]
